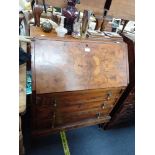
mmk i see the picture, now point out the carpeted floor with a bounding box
[23,112,135,155]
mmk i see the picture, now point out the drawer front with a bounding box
[32,115,111,137]
[32,88,124,130]
[55,99,116,114]
[55,88,123,102]
[55,110,110,127]
[35,87,124,106]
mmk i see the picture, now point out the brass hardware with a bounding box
[107,91,112,100]
[101,102,114,109]
[96,112,101,119]
[101,103,106,109]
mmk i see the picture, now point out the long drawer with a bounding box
[33,109,110,130]
[35,87,124,105]
[32,116,111,137]
[55,109,110,126]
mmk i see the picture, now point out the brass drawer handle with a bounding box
[101,103,106,109]
[96,112,101,119]
[107,92,112,100]
[101,102,114,109]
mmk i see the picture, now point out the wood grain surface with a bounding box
[32,39,128,94]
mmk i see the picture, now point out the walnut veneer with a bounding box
[30,26,129,137]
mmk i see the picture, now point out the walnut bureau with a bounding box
[30,26,129,137]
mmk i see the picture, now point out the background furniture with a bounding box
[30,26,129,137]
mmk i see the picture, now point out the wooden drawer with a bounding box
[32,115,111,137]
[55,109,110,127]
[55,99,116,114]
[32,109,110,131]
[55,88,123,101]
[35,87,124,105]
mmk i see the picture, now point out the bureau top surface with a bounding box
[30,26,124,43]
[31,26,129,94]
